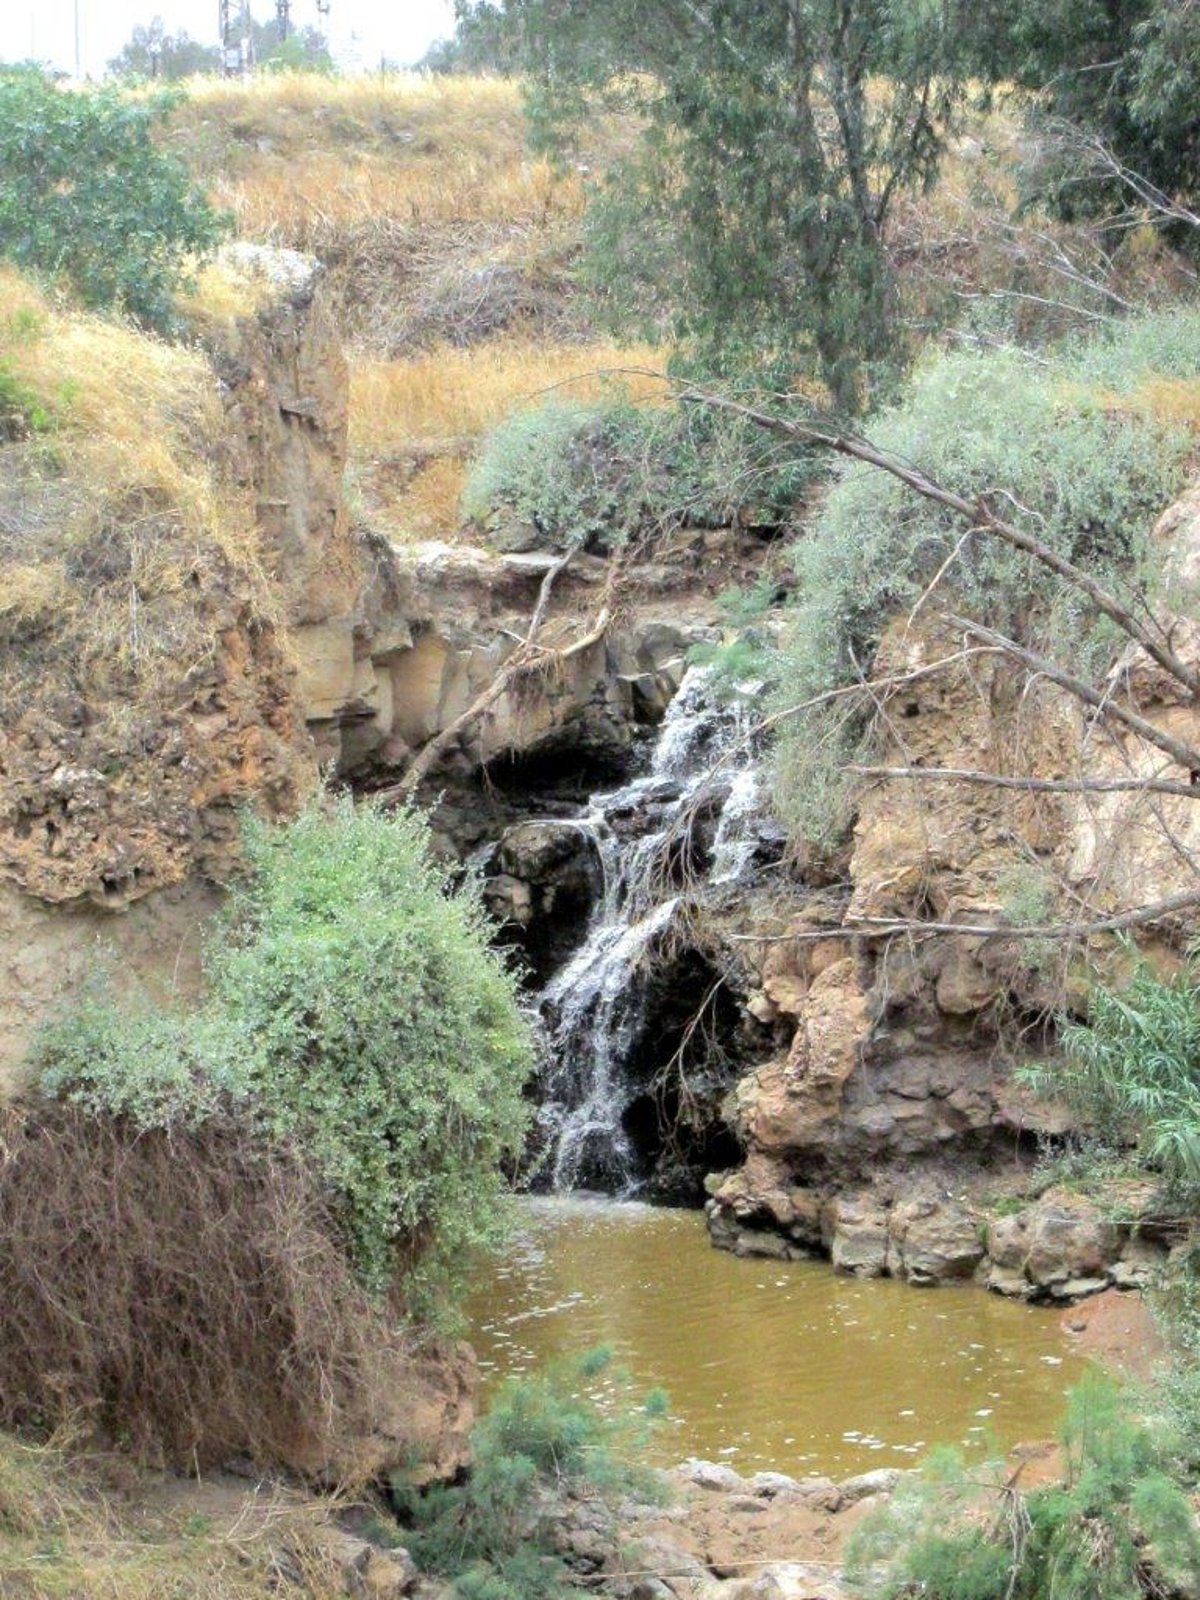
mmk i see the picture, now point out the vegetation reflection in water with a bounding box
[466,1197,1091,1479]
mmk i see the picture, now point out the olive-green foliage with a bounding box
[848,1376,1200,1600]
[0,69,227,331]
[771,309,1200,847]
[970,0,1200,231]
[462,0,977,410]
[463,397,816,551]
[398,1347,664,1599]
[1024,950,1200,1191]
[34,796,535,1312]
[1150,1255,1200,1469]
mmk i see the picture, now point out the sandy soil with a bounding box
[1059,1286,1166,1383]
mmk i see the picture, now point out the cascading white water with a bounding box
[535,666,762,1192]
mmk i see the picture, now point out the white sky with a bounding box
[0,0,458,77]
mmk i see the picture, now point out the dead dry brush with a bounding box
[0,1102,405,1480]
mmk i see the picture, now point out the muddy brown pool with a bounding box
[466,1197,1089,1478]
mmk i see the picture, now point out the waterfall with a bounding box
[534,666,761,1193]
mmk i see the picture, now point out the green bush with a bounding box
[34,795,535,1312]
[398,1347,664,1599]
[771,310,1200,847]
[1023,950,1200,1192]
[0,69,227,330]
[463,396,816,552]
[848,1376,1200,1600]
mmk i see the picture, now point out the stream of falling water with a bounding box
[534,666,759,1192]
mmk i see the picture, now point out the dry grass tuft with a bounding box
[179,256,278,323]
[1120,376,1200,430]
[173,71,583,236]
[164,72,637,359]
[0,267,267,704]
[350,336,663,451]
[0,1427,356,1599]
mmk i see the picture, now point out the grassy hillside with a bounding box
[166,71,658,547]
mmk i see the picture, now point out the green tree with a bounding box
[459,0,974,412]
[420,5,521,74]
[107,17,221,79]
[0,70,226,330]
[971,0,1200,228]
[250,18,334,72]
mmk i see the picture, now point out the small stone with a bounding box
[747,1470,802,1498]
[337,1536,418,1598]
[726,1493,770,1514]
[676,1457,746,1492]
[838,1467,902,1503]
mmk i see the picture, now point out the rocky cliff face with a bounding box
[0,256,354,1088]
[704,485,1200,1292]
[6,233,1198,1310]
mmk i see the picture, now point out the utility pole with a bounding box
[73,0,81,77]
[219,0,253,77]
[276,0,290,42]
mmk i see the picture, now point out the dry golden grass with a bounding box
[221,147,581,238]
[1084,376,1200,432]
[173,71,585,236]
[350,336,664,453]
[182,68,529,146]
[382,455,470,543]
[348,334,666,541]
[179,256,278,323]
[0,1429,353,1600]
[0,266,265,700]
[162,72,640,359]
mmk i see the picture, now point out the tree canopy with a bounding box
[461,0,976,412]
[107,18,221,79]
[0,70,226,329]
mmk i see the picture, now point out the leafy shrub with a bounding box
[463,396,816,552]
[1023,950,1200,1191]
[848,1376,1200,1600]
[0,69,227,330]
[397,1347,664,1600]
[771,311,1200,846]
[35,794,535,1311]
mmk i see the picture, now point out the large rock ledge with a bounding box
[707,1176,1183,1300]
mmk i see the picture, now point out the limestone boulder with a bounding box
[985,1194,1122,1294]
[826,1196,890,1278]
[889,1196,984,1286]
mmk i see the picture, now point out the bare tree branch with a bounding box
[950,617,1200,774]
[849,764,1200,800]
[728,888,1200,943]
